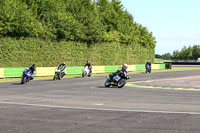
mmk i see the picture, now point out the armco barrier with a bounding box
[127,65,136,72]
[66,66,83,74]
[136,64,145,71]
[36,67,56,76]
[1,64,165,78]
[105,65,121,73]
[0,68,4,78]
[152,64,160,70]
[93,66,105,73]
[160,64,165,70]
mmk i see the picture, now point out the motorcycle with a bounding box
[104,72,130,88]
[53,68,64,80]
[21,71,33,84]
[82,67,91,77]
[146,64,151,73]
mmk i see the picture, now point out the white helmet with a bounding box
[122,63,128,70]
[62,61,66,65]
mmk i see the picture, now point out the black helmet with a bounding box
[32,64,36,69]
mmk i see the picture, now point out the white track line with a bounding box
[1,101,200,115]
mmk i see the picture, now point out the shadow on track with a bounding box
[12,83,22,85]
[97,86,121,89]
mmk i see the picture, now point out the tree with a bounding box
[161,53,171,60]
[155,54,162,59]
[172,45,200,60]
[0,0,156,48]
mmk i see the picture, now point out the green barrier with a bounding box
[136,64,145,71]
[66,66,83,74]
[105,65,121,73]
[160,64,165,70]
[1,64,165,77]
[4,68,26,78]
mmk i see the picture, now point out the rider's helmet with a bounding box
[31,64,36,71]
[87,60,91,64]
[32,64,36,68]
[62,61,66,65]
[148,60,150,63]
[122,63,128,70]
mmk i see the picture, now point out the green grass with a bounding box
[154,58,172,63]
[1,65,200,82]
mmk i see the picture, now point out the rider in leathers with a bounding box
[57,62,66,77]
[145,60,151,73]
[109,63,130,80]
[24,64,36,81]
[84,61,92,75]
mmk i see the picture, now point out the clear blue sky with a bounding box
[120,0,200,55]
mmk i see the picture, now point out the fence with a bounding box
[0,64,165,78]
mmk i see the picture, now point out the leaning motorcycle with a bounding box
[53,68,64,80]
[146,64,151,73]
[21,71,32,84]
[82,67,91,77]
[104,72,130,88]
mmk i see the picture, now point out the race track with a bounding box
[1,70,200,133]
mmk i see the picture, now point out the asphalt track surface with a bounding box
[1,70,200,133]
[173,65,200,68]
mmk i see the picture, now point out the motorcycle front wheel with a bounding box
[104,79,111,87]
[82,72,86,77]
[53,75,56,80]
[21,75,26,84]
[57,73,61,80]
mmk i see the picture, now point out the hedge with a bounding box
[0,38,155,67]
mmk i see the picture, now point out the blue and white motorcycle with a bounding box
[146,64,151,73]
[104,72,130,88]
[21,71,33,84]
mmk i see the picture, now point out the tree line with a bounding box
[172,45,200,60]
[0,0,155,47]
[155,53,171,60]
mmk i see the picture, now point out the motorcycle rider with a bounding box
[84,60,92,75]
[24,64,36,81]
[109,63,130,80]
[145,60,151,73]
[57,61,66,77]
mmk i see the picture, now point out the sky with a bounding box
[120,0,200,55]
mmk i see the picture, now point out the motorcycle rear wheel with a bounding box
[117,79,126,88]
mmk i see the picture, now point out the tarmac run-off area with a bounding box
[1,69,200,133]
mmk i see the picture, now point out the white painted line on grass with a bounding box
[1,101,200,115]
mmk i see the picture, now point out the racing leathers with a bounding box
[24,66,36,80]
[84,62,92,74]
[57,63,66,77]
[109,67,130,81]
[145,61,151,72]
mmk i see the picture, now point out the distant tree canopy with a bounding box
[155,53,171,60]
[172,45,200,60]
[0,0,156,47]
